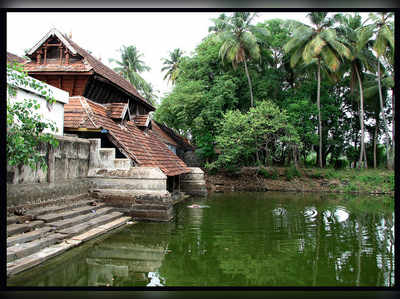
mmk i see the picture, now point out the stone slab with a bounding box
[49,207,114,230]
[7,221,45,237]
[37,203,104,223]
[7,233,65,262]
[7,218,133,277]
[7,241,78,277]
[58,212,124,237]
[7,226,54,247]
[70,217,132,242]
[29,198,94,217]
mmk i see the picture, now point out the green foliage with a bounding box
[212,100,301,170]
[284,165,301,181]
[7,63,59,171]
[109,45,156,104]
[156,13,393,170]
[257,167,278,179]
[161,48,184,85]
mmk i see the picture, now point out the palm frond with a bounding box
[320,46,340,71]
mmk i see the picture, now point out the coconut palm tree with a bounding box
[284,12,351,168]
[214,12,268,108]
[335,13,376,168]
[161,48,184,85]
[368,12,394,169]
[109,45,153,101]
[208,13,229,34]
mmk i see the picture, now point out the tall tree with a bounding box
[284,12,351,168]
[161,48,184,85]
[109,45,154,103]
[369,12,394,169]
[335,13,376,168]
[208,13,229,34]
[214,12,268,108]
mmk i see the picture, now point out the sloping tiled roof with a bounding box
[24,28,154,111]
[62,35,154,111]
[132,114,150,127]
[151,121,178,146]
[154,121,195,151]
[7,52,26,64]
[103,103,128,119]
[64,96,190,176]
[64,97,96,129]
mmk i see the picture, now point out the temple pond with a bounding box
[7,191,394,287]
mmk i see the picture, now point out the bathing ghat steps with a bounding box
[7,197,132,277]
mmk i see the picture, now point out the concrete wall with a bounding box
[7,135,94,214]
[88,167,168,192]
[7,135,91,184]
[7,69,69,135]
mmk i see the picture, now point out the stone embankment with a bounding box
[89,167,174,221]
[7,196,132,277]
[180,167,208,196]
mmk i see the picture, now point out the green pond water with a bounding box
[7,192,394,287]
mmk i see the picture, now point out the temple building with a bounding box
[22,28,196,190]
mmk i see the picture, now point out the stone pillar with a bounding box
[180,167,207,196]
[88,139,101,169]
[47,143,55,183]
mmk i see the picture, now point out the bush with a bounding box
[285,165,301,181]
[307,170,324,179]
[257,167,278,179]
[223,165,240,178]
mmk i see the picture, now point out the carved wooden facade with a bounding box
[24,28,154,117]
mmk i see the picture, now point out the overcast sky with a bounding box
[7,12,369,103]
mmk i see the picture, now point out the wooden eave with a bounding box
[92,74,155,112]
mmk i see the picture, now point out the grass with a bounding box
[257,167,278,179]
[305,168,394,193]
[284,165,301,181]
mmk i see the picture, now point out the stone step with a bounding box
[131,204,172,211]
[7,233,65,263]
[49,207,115,230]
[69,216,132,243]
[57,212,125,238]
[7,226,54,248]
[7,216,19,225]
[36,203,105,223]
[7,221,45,237]
[29,198,95,217]
[7,216,132,277]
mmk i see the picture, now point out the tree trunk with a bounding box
[377,62,391,169]
[243,58,254,108]
[317,59,323,168]
[391,88,395,166]
[373,121,378,168]
[265,144,269,166]
[355,65,365,169]
[363,144,368,169]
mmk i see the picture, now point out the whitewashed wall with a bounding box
[7,70,69,135]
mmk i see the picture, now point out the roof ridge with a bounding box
[62,35,154,110]
[78,96,97,128]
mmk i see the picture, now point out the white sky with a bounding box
[7,12,370,104]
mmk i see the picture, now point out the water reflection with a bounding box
[7,192,394,287]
